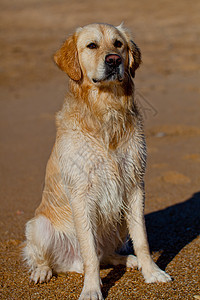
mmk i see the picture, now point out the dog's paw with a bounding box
[126,255,138,268]
[79,289,104,300]
[142,262,171,283]
[30,266,52,284]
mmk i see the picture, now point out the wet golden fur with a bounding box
[23,23,171,300]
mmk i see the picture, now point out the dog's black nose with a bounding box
[105,54,122,67]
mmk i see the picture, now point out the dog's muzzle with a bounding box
[92,54,123,83]
[104,54,123,82]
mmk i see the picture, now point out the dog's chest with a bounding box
[115,141,143,192]
[94,137,145,224]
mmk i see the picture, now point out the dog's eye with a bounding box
[114,40,123,48]
[87,43,98,49]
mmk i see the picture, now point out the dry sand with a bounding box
[0,0,200,299]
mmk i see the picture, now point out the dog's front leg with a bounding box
[127,185,171,283]
[71,195,103,300]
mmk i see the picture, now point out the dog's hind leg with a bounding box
[23,215,54,283]
[102,253,138,268]
[23,214,83,283]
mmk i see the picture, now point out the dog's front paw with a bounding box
[79,289,104,300]
[142,262,171,283]
[30,266,52,284]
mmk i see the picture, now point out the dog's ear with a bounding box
[117,24,142,78]
[54,35,82,81]
[128,40,142,78]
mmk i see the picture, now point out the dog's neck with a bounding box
[68,77,139,149]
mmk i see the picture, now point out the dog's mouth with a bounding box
[92,71,123,84]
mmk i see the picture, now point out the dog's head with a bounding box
[54,23,141,85]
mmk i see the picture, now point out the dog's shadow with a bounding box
[102,191,200,298]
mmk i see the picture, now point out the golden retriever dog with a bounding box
[23,23,171,299]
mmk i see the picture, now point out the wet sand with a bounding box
[0,0,200,299]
